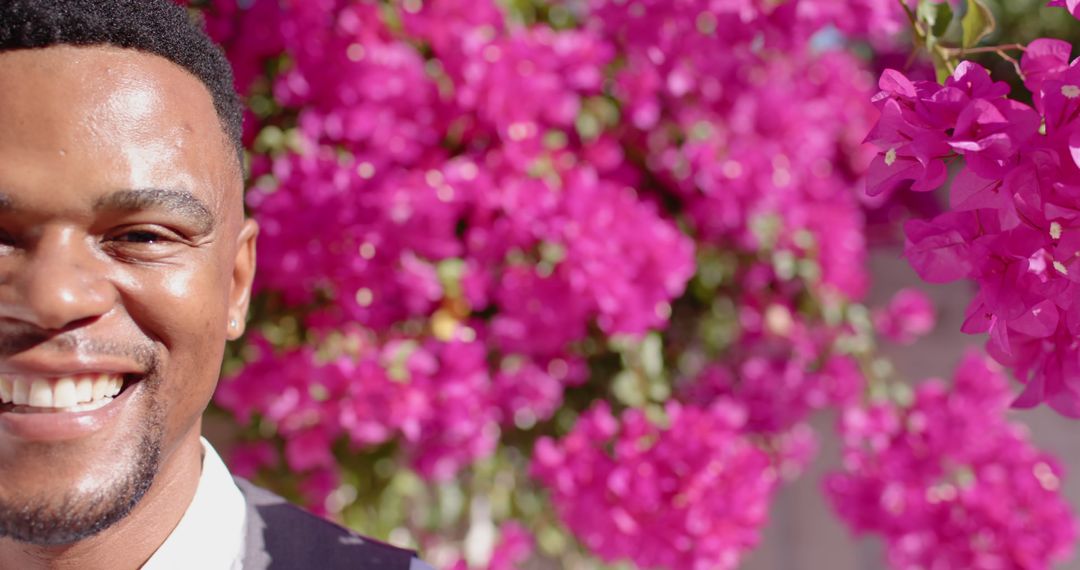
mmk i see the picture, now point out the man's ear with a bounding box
[226,218,258,340]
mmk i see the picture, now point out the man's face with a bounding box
[0,46,255,544]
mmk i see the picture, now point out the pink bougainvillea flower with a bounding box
[1048,0,1080,19]
[532,401,778,570]
[827,351,1078,568]
[874,288,937,344]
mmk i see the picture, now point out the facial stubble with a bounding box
[0,355,165,546]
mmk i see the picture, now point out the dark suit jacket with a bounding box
[235,478,420,569]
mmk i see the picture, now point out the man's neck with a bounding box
[0,432,203,570]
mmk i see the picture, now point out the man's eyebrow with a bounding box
[94,188,215,233]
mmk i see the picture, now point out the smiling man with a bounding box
[0,1,430,569]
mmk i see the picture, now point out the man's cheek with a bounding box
[159,264,205,299]
[125,269,227,372]
[141,261,230,321]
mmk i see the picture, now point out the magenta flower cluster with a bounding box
[531,400,777,570]
[874,288,937,345]
[206,0,694,488]
[584,0,883,298]
[207,0,881,478]
[680,280,865,435]
[865,41,1080,416]
[219,335,513,485]
[826,351,1077,569]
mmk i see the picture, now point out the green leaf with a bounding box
[640,332,664,378]
[932,56,951,83]
[962,0,995,49]
[612,369,647,407]
[917,0,954,39]
[926,36,951,84]
[436,258,465,297]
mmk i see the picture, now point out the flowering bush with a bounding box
[187,0,1080,568]
[532,401,777,570]
[826,351,1077,568]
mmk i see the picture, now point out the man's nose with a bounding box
[0,229,115,331]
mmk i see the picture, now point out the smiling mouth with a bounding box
[0,374,141,413]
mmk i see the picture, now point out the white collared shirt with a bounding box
[141,438,434,570]
[142,438,246,570]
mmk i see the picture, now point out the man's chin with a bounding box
[0,429,161,546]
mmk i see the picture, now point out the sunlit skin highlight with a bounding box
[0,46,256,569]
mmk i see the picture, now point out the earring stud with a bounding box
[229,319,238,329]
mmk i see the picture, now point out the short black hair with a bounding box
[0,0,244,170]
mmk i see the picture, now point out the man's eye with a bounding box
[114,230,168,244]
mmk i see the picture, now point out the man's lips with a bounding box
[0,354,147,409]
[0,352,148,378]
[0,354,150,439]
[0,374,144,441]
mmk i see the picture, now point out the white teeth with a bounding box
[76,377,93,403]
[92,375,121,400]
[53,378,77,408]
[65,396,113,412]
[28,379,52,407]
[12,380,29,406]
[11,397,113,414]
[0,374,126,411]
[92,376,111,400]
